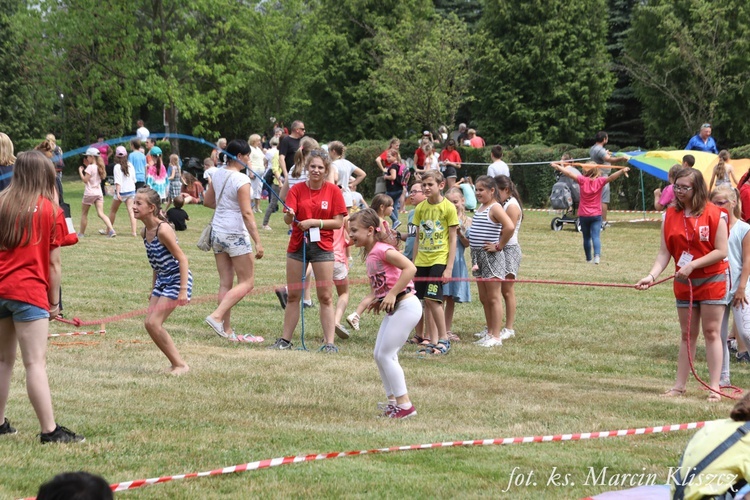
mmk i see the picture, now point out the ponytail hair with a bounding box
[95,156,106,181]
[292,137,319,178]
[136,187,168,223]
[494,174,522,211]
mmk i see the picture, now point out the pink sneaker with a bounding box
[387,405,417,419]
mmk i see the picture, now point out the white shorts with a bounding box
[333,261,349,281]
[211,230,252,257]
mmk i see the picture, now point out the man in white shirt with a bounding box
[136,120,150,142]
[487,145,509,178]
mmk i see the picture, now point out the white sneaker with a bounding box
[473,335,489,344]
[477,336,502,347]
[500,328,515,340]
[474,326,488,338]
[346,312,360,331]
[593,255,600,265]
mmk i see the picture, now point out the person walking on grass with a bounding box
[589,131,630,227]
[0,151,84,443]
[348,208,421,419]
[636,168,728,402]
[203,140,265,344]
[78,148,115,238]
[133,188,191,375]
[551,161,630,264]
[468,176,514,348]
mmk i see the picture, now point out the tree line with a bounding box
[1,0,749,153]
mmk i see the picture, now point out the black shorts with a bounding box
[443,166,457,179]
[414,265,446,303]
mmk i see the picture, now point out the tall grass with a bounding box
[0,179,744,499]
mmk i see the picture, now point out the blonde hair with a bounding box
[711,184,741,220]
[0,151,57,250]
[169,154,179,167]
[714,150,731,181]
[248,133,261,146]
[328,141,346,157]
[445,187,468,227]
[0,132,15,166]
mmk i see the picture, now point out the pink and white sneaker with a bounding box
[387,405,417,419]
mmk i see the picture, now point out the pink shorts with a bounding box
[82,194,103,206]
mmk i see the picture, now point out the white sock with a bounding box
[398,402,412,410]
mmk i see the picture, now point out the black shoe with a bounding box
[266,338,293,350]
[40,424,85,444]
[275,288,288,310]
[0,418,17,435]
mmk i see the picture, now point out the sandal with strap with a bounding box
[407,335,428,345]
[660,388,686,397]
[707,391,722,402]
[228,333,264,343]
[446,331,461,342]
[432,340,451,355]
[417,343,436,355]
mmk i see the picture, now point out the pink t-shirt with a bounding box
[366,241,414,300]
[83,164,102,197]
[576,175,608,217]
[332,226,349,264]
[659,184,675,207]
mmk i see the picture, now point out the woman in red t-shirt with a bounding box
[0,151,83,442]
[268,149,348,352]
[438,139,462,189]
[637,168,728,402]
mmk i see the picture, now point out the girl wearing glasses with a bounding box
[637,168,728,402]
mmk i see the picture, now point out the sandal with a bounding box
[227,333,264,343]
[447,331,461,342]
[407,335,428,345]
[707,391,722,403]
[660,388,686,398]
[431,340,451,355]
[417,343,436,355]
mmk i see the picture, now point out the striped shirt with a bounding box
[469,202,502,249]
[144,222,181,278]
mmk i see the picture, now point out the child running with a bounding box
[495,175,523,340]
[133,187,191,375]
[349,208,421,419]
[443,187,471,341]
[551,161,629,264]
[469,176,514,347]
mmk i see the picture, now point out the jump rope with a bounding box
[58,135,745,396]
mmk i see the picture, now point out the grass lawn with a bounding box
[0,178,745,499]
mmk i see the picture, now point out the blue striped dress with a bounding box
[144,222,193,300]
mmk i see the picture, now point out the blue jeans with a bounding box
[579,215,602,261]
[386,190,402,224]
[0,298,49,322]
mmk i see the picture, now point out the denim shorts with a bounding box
[287,242,334,263]
[0,298,49,322]
[211,230,252,257]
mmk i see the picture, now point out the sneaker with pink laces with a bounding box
[387,405,417,419]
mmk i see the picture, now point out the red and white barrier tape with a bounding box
[48,329,105,338]
[87,420,707,494]
[525,208,662,214]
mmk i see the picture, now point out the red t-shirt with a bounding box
[286,182,348,253]
[379,150,394,168]
[0,197,64,310]
[439,149,461,165]
[664,203,729,301]
[740,183,750,223]
[414,147,426,167]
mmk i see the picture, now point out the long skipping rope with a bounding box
[63,133,314,347]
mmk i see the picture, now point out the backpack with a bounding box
[550,180,573,210]
[398,163,411,187]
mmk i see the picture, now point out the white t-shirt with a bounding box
[332,158,357,192]
[136,126,150,142]
[250,146,265,174]
[424,153,440,171]
[211,168,251,234]
[203,166,218,181]
[488,160,510,178]
[114,163,136,194]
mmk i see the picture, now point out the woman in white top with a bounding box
[248,134,266,213]
[495,174,523,340]
[203,139,265,343]
[327,141,366,209]
[107,146,138,236]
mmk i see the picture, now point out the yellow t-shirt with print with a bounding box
[413,197,459,267]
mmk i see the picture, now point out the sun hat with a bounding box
[149,146,162,157]
[84,147,100,157]
[115,146,127,157]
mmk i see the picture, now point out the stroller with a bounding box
[549,170,581,232]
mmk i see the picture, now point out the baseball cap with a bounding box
[423,130,430,136]
[149,146,162,157]
[115,146,127,157]
[84,147,100,157]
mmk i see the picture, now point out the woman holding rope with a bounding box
[636,168,728,402]
[268,149,347,352]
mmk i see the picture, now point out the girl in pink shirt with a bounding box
[349,208,421,419]
[552,162,629,264]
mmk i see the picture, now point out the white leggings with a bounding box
[373,295,422,399]
[720,301,750,383]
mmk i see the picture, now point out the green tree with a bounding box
[623,0,750,147]
[366,13,473,134]
[473,0,614,145]
[433,0,482,29]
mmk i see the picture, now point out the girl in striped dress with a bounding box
[133,187,191,375]
[469,176,514,348]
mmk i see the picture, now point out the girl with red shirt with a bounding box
[268,149,348,352]
[0,151,83,443]
[438,139,462,189]
[637,168,729,402]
